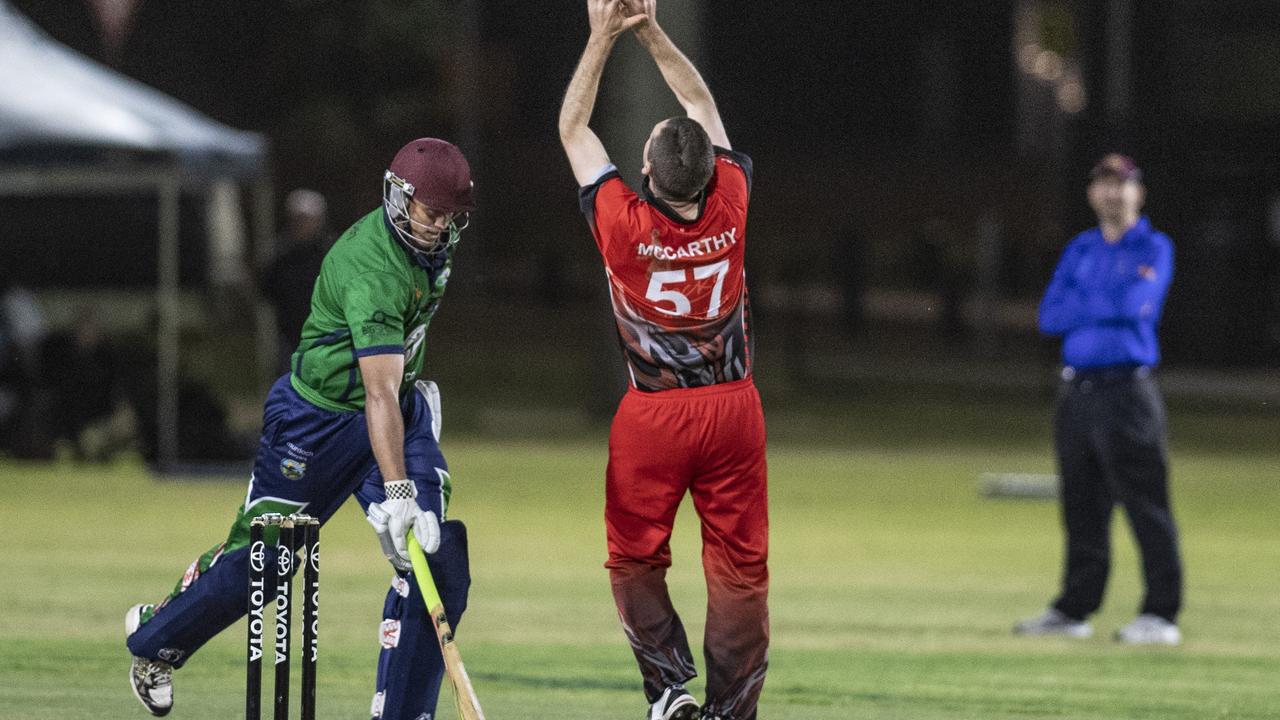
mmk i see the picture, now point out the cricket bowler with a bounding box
[124,138,476,720]
[559,2,769,719]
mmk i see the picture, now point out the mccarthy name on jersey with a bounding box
[635,227,739,260]
[581,148,755,392]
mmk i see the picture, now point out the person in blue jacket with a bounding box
[1015,154,1184,646]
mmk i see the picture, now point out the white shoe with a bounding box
[649,684,699,720]
[1115,614,1181,646]
[126,604,174,716]
[1013,608,1093,638]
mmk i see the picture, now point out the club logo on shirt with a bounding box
[361,310,396,338]
[281,458,307,480]
[637,227,738,260]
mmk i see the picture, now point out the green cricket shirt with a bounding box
[288,209,453,412]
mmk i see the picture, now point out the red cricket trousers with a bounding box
[605,377,769,720]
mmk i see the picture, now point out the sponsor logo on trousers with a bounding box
[391,575,410,598]
[180,559,200,591]
[379,619,401,649]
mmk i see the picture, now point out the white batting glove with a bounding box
[365,502,411,572]
[366,479,440,571]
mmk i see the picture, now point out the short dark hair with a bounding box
[648,117,715,201]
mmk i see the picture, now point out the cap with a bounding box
[388,138,476,213]
[1090,153,1142,183]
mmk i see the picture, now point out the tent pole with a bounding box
[157,170,181,471]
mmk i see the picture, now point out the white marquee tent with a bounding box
[0,0,273,470]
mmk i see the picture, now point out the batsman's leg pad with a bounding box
[372,520,470,720]
[432,520,471,624]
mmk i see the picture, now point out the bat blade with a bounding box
[440,638,485,720]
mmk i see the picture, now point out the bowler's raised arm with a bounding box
[558,0,649,186]
[628,0,731,149]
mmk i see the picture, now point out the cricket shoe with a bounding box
[649,684,700,720]
[126,604,173,716]
[1114,614,1181,646]
[1013,608,1093,638]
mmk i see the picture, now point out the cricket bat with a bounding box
[407,534,486,720]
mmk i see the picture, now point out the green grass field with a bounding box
[1,427,1278,719]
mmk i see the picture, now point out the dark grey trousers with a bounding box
[1050,367,1183,622]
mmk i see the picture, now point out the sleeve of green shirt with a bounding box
[345,270,409,357]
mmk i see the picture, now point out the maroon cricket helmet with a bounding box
[388,138,476,213]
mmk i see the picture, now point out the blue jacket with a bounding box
[1038,216,1174,370]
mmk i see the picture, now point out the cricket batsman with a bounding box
[124,138,476,720]
[559,2,769,719]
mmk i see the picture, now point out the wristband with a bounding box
[384,479,417,500]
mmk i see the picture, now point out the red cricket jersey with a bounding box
[579,148,755,391]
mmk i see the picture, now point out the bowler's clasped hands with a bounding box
[588,0,658,39]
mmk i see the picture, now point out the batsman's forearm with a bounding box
[365,392,408,481]
[635,25,714,111]
[559,35,616,139]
